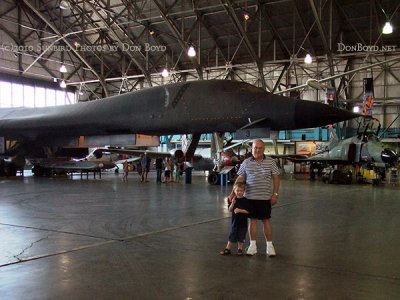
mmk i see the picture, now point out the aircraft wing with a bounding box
[271,154,349,165]
[39,160,115,170]
[98,148,172,159]
[114,157,141,165]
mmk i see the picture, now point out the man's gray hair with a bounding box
[252,139,265,147]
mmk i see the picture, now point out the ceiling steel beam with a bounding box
[334,0,366,45]
[0,22,57,79]
[21,0,109,96]
[272,63,290,93]
[152,0,203,79]
[308,0,336,89]
[221,0,259,64]
[126,0,181,72]
[292,0,316,56]
[221,0,266,89]
[336,58,351,100]
[261,7,291,59]
[84,1,153,86]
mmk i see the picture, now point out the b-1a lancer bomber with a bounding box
[0,80,358,175]
[0,80,358,140]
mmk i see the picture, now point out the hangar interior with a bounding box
[0,0,400,299]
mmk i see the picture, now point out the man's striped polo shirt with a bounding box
[237,156,280,200]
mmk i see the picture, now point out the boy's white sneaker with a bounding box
[267,243,276,257]
[246,244,257,256]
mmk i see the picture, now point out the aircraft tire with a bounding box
[331,170,341,184]
[207,172,219,185]
[345,171,352,184]
[5,164,17,176]
[32,166,44,177]
[44,168,53,177]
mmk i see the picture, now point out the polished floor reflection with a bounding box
[0,172,399,299]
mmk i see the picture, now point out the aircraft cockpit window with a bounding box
[357,117,381,136]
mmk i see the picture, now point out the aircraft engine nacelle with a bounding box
[381,148,398,166]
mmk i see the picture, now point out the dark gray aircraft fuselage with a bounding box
[0,80,357,141]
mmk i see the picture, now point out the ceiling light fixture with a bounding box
[382,21,393,34]
[353,106,360,113]
[60,64,67,73]
[60,0,69,10]
[244,12,250,21]
[187,46,196,57]
[304,54,312,64]
[161,68,169,77]
[60,80,67,88]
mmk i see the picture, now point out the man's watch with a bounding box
[273,192,279,197]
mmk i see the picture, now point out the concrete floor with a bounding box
[0,171,399,300]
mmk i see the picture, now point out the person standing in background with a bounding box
[155,157,164,183]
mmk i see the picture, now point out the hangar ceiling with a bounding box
[0,0,399,102]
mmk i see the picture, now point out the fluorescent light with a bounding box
[60,80,67,88]
[60,0,69,10]
[60,64,67,73]
[304,54,312,64]
[187,46,196,57]
[353,106,360,113]
[382,22,393,34]
[161,68,169,77]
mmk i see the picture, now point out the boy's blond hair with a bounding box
[226,182,246,205]
[233,182,246,192]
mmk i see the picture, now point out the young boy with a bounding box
[220,182,250,256]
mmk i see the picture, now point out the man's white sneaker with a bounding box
[246,244,257,256]
[266,243,276,257]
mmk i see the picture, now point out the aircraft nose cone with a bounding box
[295,101,359,129]
[381,148,398,165]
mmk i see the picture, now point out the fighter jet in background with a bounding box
[279,118,398,183]
[0,80,358,176]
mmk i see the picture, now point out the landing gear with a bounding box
[32,165,53,177]
[0,159,17,176]
[207,172,219,185]
[322,168,352,184]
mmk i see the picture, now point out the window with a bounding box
[12,83,24,107]
[23,85,35,107]
[56,90,66,106]
[35,87,46,107]
[0,80,76,108]
[0,81,12,107]
[46,89,56,106]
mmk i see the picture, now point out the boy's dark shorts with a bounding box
[248,199,271,220]
[228,226,247,243]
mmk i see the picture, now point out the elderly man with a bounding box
[233,139,280,256]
